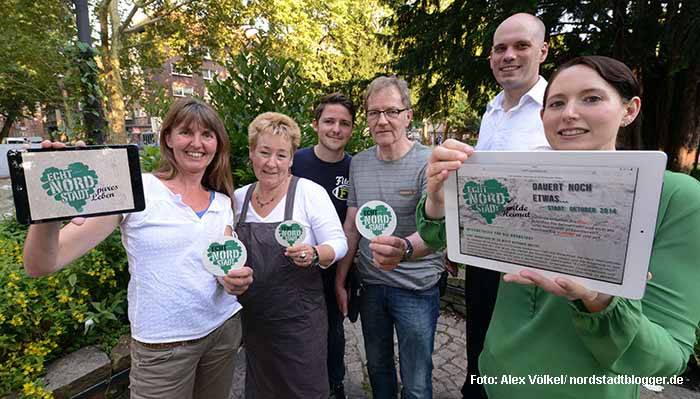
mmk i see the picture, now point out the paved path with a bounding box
[230,310,469,398]
[230,309,699,398]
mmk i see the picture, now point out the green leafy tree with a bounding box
[247,0,393,88]
[0,0,77,140]
[92,0,253,143]
[385,0,700,171]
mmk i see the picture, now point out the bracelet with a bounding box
[311,246,321,267]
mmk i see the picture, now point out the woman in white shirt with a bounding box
[22,98,253,399]
[234,112,347,399]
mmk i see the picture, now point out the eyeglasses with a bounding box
[366,108,409,121]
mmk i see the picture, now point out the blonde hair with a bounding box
[248,112,301,153]
[156,98,233,200]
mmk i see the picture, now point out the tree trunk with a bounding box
[108,0,127,143]
[0,110,17,141]
[98,0,128,144]
[75,0,108,144]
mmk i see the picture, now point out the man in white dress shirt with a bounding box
[475,13,550,151]
[462,12,549,399]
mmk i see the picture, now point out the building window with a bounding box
[171,62,193,77]
[173,83,195,97]
[201,68,215,81]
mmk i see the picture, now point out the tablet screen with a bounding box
[455,164,638,284]
[22,148,135,220]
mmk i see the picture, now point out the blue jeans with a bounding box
[360,284,440,399]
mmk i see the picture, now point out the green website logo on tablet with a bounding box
[40,163,99,212]
[462,179,510,224]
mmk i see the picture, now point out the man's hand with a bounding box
[369,235,407,271]
[336,279,349,316]
[218,266,254,296]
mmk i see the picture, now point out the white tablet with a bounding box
[444,151,667,299]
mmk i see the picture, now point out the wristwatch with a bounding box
[311,246,321,267]
[401,237,414,261]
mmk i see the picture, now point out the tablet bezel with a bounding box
[444,150,666,299]
[7,145,145,224]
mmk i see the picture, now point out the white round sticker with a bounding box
[203,236,247,276]
[355,200,397,239]
[274,220,307,247]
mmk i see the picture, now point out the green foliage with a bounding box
[384,0,700,170]
[207,42,317,186]
[344,125,375,156]
[247,0,393,87]
[0,219,128,398]
[695,321,700,367]
[139,145,162,173]
[0,0,77,138]
[444,86,481,136]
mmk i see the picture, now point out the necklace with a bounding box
[254,176,290,208]
[255,192,276,208]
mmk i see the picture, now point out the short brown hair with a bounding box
[314,93,356,125]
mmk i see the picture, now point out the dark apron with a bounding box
[236,176,329,399]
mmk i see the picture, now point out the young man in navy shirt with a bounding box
[292,93,355,399]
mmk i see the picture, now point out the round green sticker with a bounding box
[275,220,307,247]
[203,236,247,276]
[355,200,397,239]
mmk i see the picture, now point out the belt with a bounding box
[136,336,206,350]
[135,312,240,350]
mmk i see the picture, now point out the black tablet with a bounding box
[7,145,145,224]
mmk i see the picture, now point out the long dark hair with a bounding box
[155,97,233,200]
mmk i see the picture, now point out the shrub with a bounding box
[0,218,129,398]
[139,145,162,173]
[207,41,317,187]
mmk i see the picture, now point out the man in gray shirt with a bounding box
[335,76,443,399]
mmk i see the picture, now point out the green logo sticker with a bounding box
[355,200,397,239]
[204,237,247,276]
[40,163,99,212]
[275,220,307,247]
[462,179,510,224]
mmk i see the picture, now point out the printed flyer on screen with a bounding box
[456,164,638,284]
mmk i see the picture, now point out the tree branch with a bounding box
[119,0,161,36]
[121,1,190,36]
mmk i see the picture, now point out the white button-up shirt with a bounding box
[475,76,550,151]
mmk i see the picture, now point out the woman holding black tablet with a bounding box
[22,98,253,399]
[416,56,700,398]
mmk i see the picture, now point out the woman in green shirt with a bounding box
[416,56,700,398]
